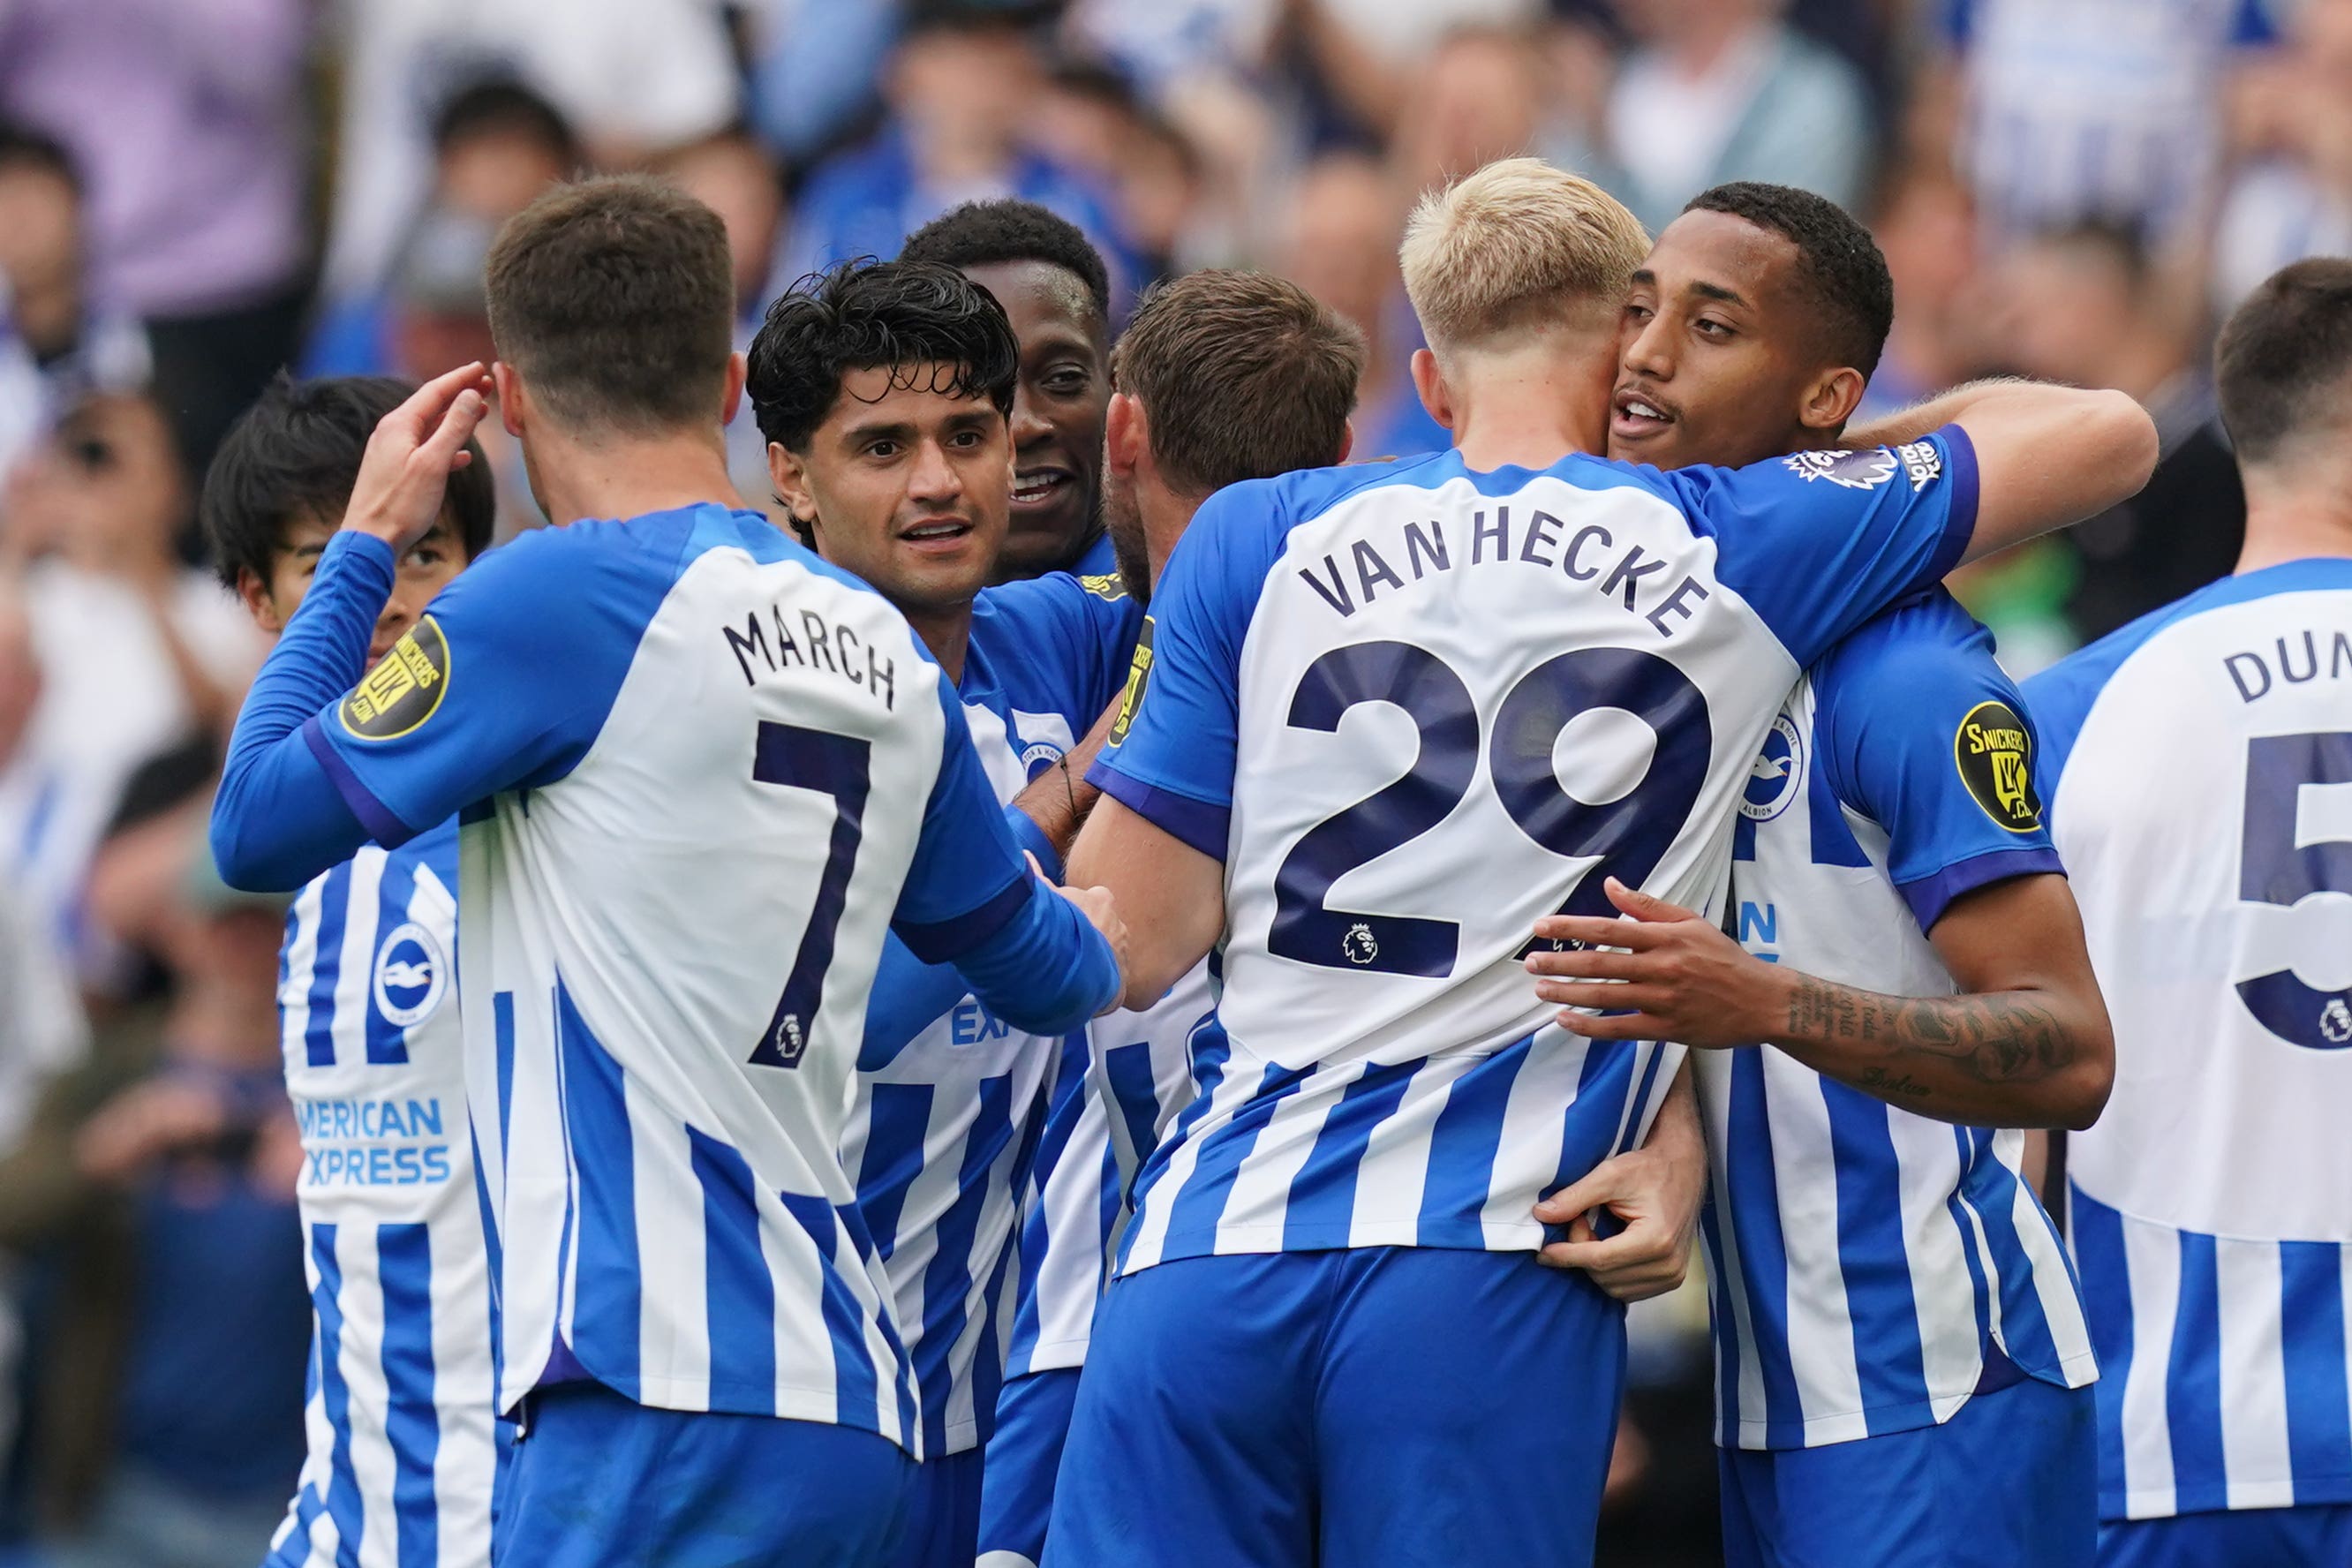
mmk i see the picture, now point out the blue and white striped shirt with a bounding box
[267,819,501,1568]
[1092,439,1982,1276]
[844,571,1138,1453]
[1705,591,2094,1451]
[2025,561,2352,1520]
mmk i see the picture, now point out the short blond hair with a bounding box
[1399,157,1648,354]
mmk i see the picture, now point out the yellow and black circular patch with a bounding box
[1952,698,2040,833]
[1106,617,1156,747]
[339,616,450,742]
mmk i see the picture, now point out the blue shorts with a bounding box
[496,1381,916,1568]
[886,1447,984,1568]
[977,1367,1083,1568]
[2099,1504,2352,1568]
[1044,1247,1626,1568]
[1719,1375,2097,1568]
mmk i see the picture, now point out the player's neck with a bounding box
[1441,343,1610,471]
[524,426,745,529]
[905,602,974,686]
[2236,464,2352,574]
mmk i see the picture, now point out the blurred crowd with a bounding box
[0,0,2343,1563]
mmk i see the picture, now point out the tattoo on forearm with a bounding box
[1784,977,2075,1087]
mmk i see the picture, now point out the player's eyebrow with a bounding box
[1690,280,1748,307]
[839,416,921,447]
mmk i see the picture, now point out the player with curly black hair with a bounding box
[748,254,1139,1568]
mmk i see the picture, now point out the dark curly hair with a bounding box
[745,258,1021,456]
[1684,182,1893,381]
[899,199,1111,321]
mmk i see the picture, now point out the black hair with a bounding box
[903,0,1058,35]
[1684,182,1894,380]
[900,199,1112,321]
[431,79,581,169]
[0,121,80,194]
[745,258,1020,456]
[2216,257,2352,465]
[200,373,495,590]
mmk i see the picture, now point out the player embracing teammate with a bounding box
[1049,158,2154,1567]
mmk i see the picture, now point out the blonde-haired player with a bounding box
[1043,155,2156,1568]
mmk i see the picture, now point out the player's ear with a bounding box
[492,362,527,439]
[1105,393,1143,479]
[237,566,286,636]
[766,441,818,529]
[1801,366,1867,437]
[720,351,747,426]
[1334,418,1355,465]
[1410,348,1456,433]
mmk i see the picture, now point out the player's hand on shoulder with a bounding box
[344,361,495,554]
[1524,878,1780,1050]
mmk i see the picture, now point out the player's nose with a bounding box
[1622,317,1675,381]
[906,436,963,500]
[1008,388,1052,449]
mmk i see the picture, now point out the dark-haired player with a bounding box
[1527,183,2113,1568]
[901,199,1114,582]
[976,268,1367,1568]
[747,256,1136,1568]
[2026,260,2352,1568]
[205,373,501,1568]
[207,177,1127,1568]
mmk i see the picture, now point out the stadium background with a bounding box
[0,0,2340,1561]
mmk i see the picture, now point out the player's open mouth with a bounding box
[900,518,975,554]
[1011,467,1073,509]
[1610,388,1677,442]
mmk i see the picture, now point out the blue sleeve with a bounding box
[210,531,390,890]
[1670,427,1979,671]
[2231,0,2279,47]
[984,569,1146,724]
[861,797,1067,1071]
[305,519,681,848]
[1813,593,2062,931]
[892,673,1119,1035]
[1085,480,1278,861]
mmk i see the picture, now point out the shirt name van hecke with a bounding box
[1292,503,1712,640]
[722,599,899,710]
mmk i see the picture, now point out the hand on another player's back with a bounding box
[1040,856,1133,1014]
[343,362,495,554]
[1524,878,1784,1050]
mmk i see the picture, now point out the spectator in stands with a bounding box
[2212,0,2352,313]
[1989,221,2248,645]
[1931,0,2280,248]
[305,81,579,378]
[0,127,149,484]
[657,130,790,514]
[1391,26,1549,193]
[1565,0,1873,234]
[1033,64,1205,289]
[317,0,736,320]
[745,0,901,170]
[1276,152,1448,460]
[0,0,311,479]
[1859,166,1990,419]
[11,788,305,1568]
[0,396,262,980]
[775,1,1137,307]
[1285,0,1548,142]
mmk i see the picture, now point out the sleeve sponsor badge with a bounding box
[1953,698,2041,832]
[340,616,450,741]
[1106,617,1156,747]
[1078,571,1129,603]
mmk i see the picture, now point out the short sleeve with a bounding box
[978,568,1145,723]
[1670,426,1979,671]
[1812,592,2062,930]
[892,668,1040,963]
[1084,481,1275,861]
[303,520,682,846]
